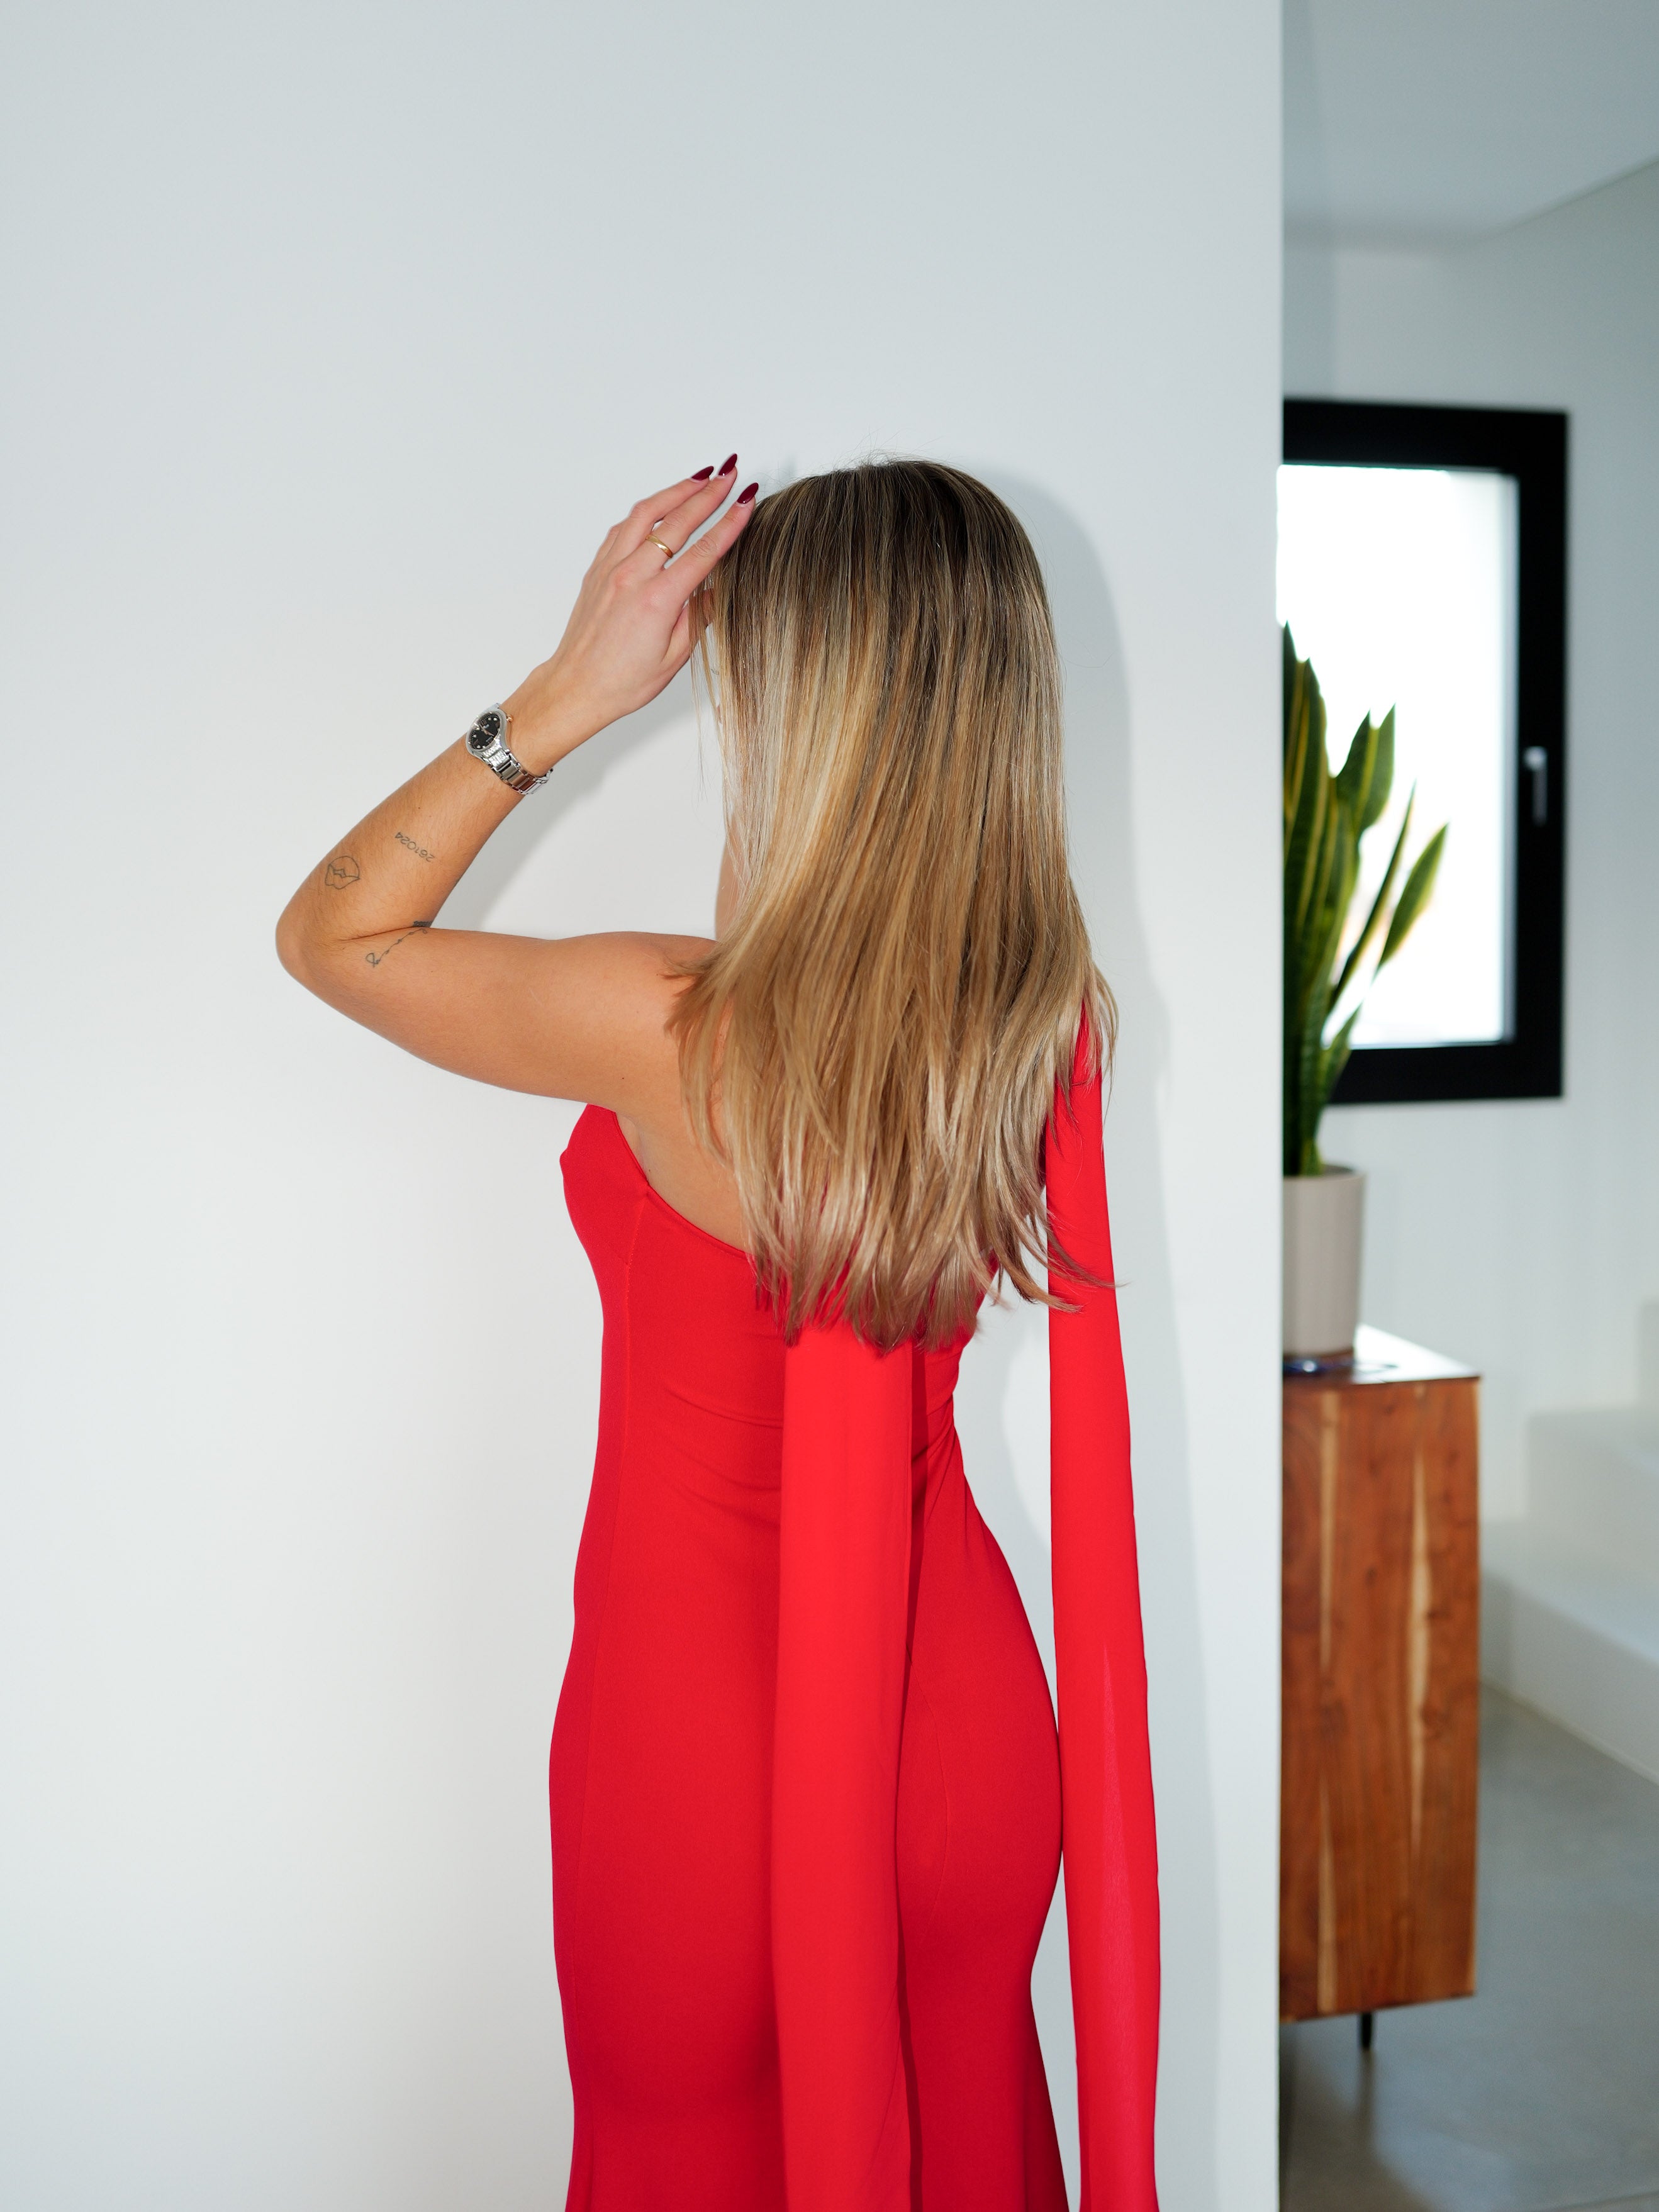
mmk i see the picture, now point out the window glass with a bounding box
[1276,463,1518,1049]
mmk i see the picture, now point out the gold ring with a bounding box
[649,533,674,559]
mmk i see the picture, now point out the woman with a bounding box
[277,456,1159,2211]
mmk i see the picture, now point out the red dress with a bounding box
[552,1053,1159,2211]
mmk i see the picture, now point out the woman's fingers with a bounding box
[623,471,743,573]
[658,480,758,597]
[654,483,757,677]
[614,467,730,558]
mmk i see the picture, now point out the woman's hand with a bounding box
[277,457,758,1107]
[506,461,758,769]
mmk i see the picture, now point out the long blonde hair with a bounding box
[674,458,1112,1350]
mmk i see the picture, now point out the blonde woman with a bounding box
[277,457,1159,2212]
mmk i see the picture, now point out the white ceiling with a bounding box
[1286,0,1659,245]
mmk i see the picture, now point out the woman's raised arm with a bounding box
[274,463,755,1108]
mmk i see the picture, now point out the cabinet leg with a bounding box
[1359,2011,1375,2053]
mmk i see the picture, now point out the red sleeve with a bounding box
[771,1321,914,2212]
[769,1038,1158,2212]
[1047,1039,1162,2211]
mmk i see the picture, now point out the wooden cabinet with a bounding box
[1280,1327,1481,2023]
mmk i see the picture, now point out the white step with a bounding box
[1482,1519,1659,1785]
[1527,1407,1659,1580]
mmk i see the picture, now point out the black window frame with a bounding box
[1283,397,1567,1105]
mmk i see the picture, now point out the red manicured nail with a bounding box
[737,481,758,505]
[691,464,714,481]
[717,452,738,476]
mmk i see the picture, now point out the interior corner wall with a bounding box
[1,4,1282,2208]
[1283,169,1659,1516]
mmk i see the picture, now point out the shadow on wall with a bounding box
[437,675,710,931]
[959,478,1225,2208]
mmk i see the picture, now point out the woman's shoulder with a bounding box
[574,929,712,987]
[586,934,749,1251]
[539,930,710,1111]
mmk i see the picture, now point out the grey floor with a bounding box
[1280,1687,1659,2212]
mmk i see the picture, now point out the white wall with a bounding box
[0,4,1283,2207]
[1285,163,1659,1517]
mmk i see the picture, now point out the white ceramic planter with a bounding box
[1283,1166,1366,1362]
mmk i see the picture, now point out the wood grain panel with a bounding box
[1407,1380,1481,2000]
[1279,1387,1327,2018]
[1280,1365,1480,2020]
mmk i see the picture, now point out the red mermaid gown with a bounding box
[551,1051,1159,2210]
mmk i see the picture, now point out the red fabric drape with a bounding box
[1046,1040,1162,2212]
[772,1322,915,2212]
[771,1037,1160,2210]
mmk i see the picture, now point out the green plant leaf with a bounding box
[1366,708,1397,830]
[1302,1005,1362,1173]
[1285,626,1419,1176]
[1283,626,1344,1170]
[1283,628,1316,843]
[1304,780,1341,949]
[1292,623,1309,752]
[1286,680,1329,930]
[1283,627,1453,1174]
[1305,812,1356,1027]
[1330,788,1416,1007]
[1338,705,1395,833]
[1377,820,1448,971]
[1335,713,1381,831]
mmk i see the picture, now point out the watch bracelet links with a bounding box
[464,704,550,795]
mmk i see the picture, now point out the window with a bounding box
[1279,400,1567,1103]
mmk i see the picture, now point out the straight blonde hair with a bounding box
[674,459,1112,1350]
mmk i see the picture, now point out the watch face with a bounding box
[470,709,503,748]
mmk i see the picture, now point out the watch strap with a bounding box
[464,705,549,795]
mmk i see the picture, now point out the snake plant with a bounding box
[1283,625,1447,1176]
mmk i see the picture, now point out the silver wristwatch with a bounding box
[464,705,549,795]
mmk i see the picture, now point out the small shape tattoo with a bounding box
[393,829,437,862]
[324,854,361,890]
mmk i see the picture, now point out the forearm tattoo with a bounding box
[323,854,361,889]
[364,921,432,969]
[393,829,437,861]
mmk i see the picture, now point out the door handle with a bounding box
[1522,746,1549,825]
